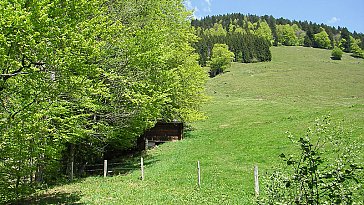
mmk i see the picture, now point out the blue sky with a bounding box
[184,0,364,33]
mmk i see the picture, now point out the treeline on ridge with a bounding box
[192,13,364,64]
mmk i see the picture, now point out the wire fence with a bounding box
[70,158,144,179]
[70,158,261,196]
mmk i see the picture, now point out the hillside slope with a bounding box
[31,47,364,204]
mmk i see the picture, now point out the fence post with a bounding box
[254,165,259,197]
[104,160,107,178]
[71,161,74,181]
[141,157,144,180]
[197,160,201,188]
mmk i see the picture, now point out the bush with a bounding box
[331,46,343,60]
[259,117,364,204]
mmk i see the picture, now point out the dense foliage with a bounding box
[0,0,207,202]
[208,44,234,77]
[349,36,364,58]
[193,18,272,66]
[314,27,331,49]
[192,13,364,59]
[331,47,343,60]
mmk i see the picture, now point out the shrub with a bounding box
[259,117,364,204]
[331,46,343,60]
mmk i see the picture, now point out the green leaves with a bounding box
[314,27,331,49]
[260,117,364,204]
[0,0,114,201]
[254,20,273,45]
[208,44,234,77]
[1,0,208,202]
[349,36,364,58]
[276,24,298,46]
[331,46,343,60]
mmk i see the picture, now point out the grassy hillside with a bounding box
[29,47,364,204]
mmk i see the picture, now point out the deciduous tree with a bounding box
[314,27,331,49]
[0,0,207,202]
[276,24,298,46]
[254,20,273,45]
[208,44,234,77]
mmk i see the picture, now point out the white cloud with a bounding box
[184,0,211,19]
[204,0,212,12]
[184,0,200,19]
[185,0,193,10]
[193,7,200,19]
[328,17,340,24]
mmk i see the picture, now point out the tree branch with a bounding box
[1,54,45,83]
[10,92,40,119]
[0,72,29,77]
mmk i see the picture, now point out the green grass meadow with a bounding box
[31,47,364,204]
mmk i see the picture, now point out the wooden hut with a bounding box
[139,121,183,149]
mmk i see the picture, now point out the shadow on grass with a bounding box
[330,56,341,60]
[81,149,160,178]
[5,148,162,205]
[106,152,160,177]
[9,191,84,205]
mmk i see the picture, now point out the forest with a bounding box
[192,13,364,66]
[0,0,207,202]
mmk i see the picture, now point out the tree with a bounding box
[192,13,358,51]
[349,36,364,58]
[340,27,351,52]
[304,35,313,47]
[332,33,341,47]
[254,20,273,45]
[193,27,271,65]
[276,24,298,46]
[208,44,234,77]
[0,0,208,202]
[292,24,306,46]
[314,27,331,49]
[206,23,227,37]
[0,0,114,201]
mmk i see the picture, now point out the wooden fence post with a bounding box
[71,161,74,181]
[197,160,201,188]
[141,157,144,180]
[104,160,107,178]
[145,139,148,150]
[254,165,259,197]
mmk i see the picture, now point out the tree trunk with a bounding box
[35,153,44,183]
[68,143,75,179]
